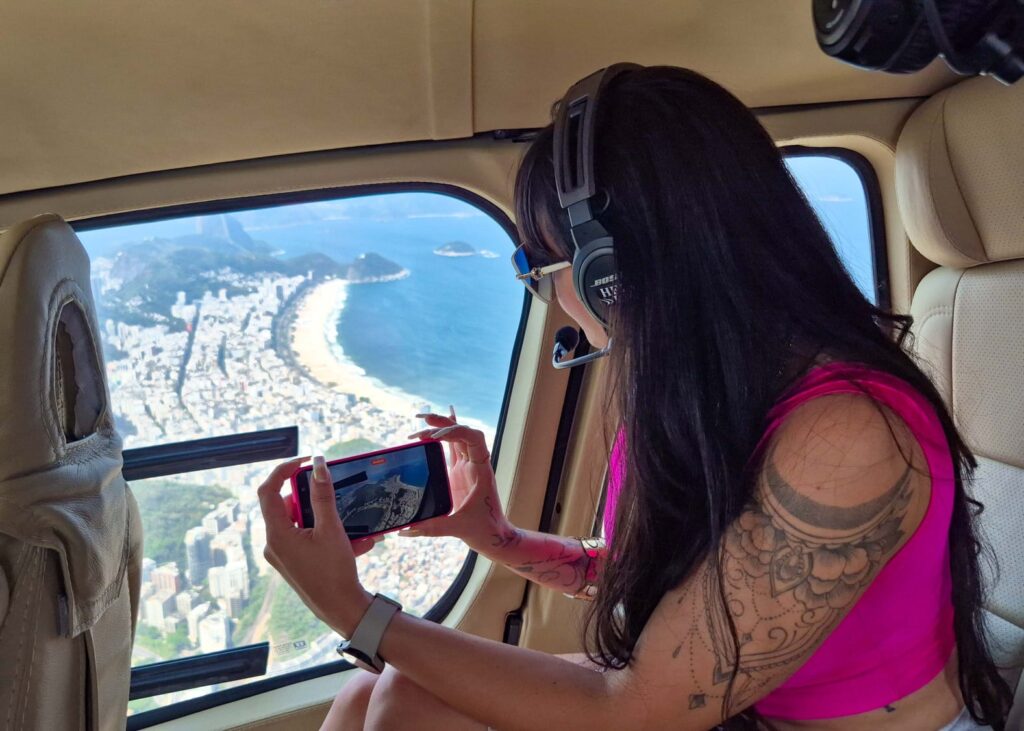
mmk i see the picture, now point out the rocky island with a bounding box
[346,252,410,283]
[433,240,475,257]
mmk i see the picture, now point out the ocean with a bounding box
[78,166,872,432]
[244,203,525,427]
[79,192,527,430]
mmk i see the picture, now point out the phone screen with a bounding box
[293,441,451,538]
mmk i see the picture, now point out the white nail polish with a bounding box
[313,455,329,482]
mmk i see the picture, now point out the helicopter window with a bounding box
[76,187,525,718]
[785,150,886,307]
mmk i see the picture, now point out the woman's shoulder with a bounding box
[759,391,930,543]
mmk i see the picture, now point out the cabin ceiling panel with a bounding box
[0,0,954,198]
[471,0,954,131]
[0,0,470,195]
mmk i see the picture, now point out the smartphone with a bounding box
[289,440,452,539]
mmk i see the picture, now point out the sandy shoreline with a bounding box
[289,279,491,438]
[290,278,438,416]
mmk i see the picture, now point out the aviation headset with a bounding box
[552,62,642,330]
[813,0,1024,84]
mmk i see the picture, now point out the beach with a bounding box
[289,278,493,439]
[290,278,436,416]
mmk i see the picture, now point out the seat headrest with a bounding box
[895,76,1024,269]
[0,213,114,475]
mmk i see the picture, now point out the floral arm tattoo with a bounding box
[674,447,915,716]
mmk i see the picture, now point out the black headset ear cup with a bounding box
[884,11,939,72]
[572,239,618,327]
[887,0,996,73]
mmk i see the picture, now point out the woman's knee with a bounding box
[367,666,483,730]
[321,670,378,730]
[368,665,423,713]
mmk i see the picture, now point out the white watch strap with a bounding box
[347,593,402,668]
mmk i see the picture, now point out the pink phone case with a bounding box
[288,439,451,537]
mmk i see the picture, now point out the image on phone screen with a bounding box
[293,442,450,537]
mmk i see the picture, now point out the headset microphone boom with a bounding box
[551,325,613,370]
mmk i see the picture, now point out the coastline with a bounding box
[289,279,494,440]
[290,278,436,416]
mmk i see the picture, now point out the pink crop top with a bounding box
[603,362,956,720]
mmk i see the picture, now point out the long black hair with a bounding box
[514,66,1010,728]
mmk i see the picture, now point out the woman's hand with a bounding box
[257,456,376,637]
[400,407,519,552]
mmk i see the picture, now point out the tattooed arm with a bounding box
[356,393,930,730]
[468,507,604,597]
[404,416,604,597]
[637,393,930,721]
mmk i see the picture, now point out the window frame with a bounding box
[782,146,890,311]
[73,182,530,728]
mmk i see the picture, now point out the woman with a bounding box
[257,66,1011,730]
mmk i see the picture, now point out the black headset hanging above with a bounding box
[813,0,1024,85]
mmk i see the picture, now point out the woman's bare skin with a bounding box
[309,392,968,731]
[322,653,603,731]
[323,643,964,730]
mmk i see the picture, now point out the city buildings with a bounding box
[151,563,181,595]
[184,527,211,584]
[92,259,467,706]
[198,611,232,654]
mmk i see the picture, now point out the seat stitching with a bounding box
[18,551,44,731]
[949,268,967,425]
[914,305,953,325]
[930,97,985,266]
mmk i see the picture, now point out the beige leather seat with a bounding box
[897,76,1024,709]
[0,214,142,730]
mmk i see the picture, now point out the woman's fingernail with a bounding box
[414,413,432,419]
[313,455,329,482]
[431,425,456,438]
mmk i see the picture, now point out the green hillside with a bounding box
[130,480,233,568]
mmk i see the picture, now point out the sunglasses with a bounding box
[511,244,571,303]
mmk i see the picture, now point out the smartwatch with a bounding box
[336,593,402,673]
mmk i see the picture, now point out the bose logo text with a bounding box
[594,282,620,306]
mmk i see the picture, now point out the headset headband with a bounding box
[552,63,642,250]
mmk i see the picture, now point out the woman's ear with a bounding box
[554,268,610,350]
